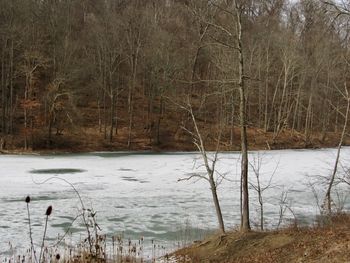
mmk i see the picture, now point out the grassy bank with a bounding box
[172,214,350,263]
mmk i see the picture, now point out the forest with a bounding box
[0,0,349,152]
[0,1,350,262]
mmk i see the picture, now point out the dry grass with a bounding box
[173,214,350,263]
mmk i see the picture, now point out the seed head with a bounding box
[45,206,52,216]
[55,254,60,260]
[25,196,31,203]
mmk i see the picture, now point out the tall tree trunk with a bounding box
[127,103,133,149]
[115,91,118,136]
[103,89,107,140]
[98,98,101,132]
[335,100,339,133]
[304,91,313,143]
[292,79,302,135]
[9,39,13,134]
[234,0,250,232]
[230,92,235,146]
[156,95,163,145]
[267,67,283,133]
[103,53,107,139]
[275,59,290,137]
[24,74,29,150]
[264,45,270,132]
[321,74,331,142]
[109,94,114,143]
[48,113,53,147]
[128,53,138,149]
[1,43,6,134]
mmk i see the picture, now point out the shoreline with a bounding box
[1,144,349,156]
[1,127,348,155]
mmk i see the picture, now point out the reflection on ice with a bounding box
[29,168,86,174]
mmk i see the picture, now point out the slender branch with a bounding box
[50,213,83,248]
[177,173,209,182]
[26,202,38,263]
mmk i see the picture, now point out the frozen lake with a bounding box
[0,148,349,257]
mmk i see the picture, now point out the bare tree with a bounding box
[123,4,146,149]
[249,152,278,230]
[234,0,251,231]
[322,0,350,17]
[20,51,46,150]
[175,97,225,233]
[190,0,252,231]
[324,82,350,213]
[46,78,75,146]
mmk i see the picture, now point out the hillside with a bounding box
[1,98,349,153]
[1,0,350,153]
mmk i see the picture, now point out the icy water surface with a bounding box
[0,148,349,256]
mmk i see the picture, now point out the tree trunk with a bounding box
[97,98,101,133]
[115,92,118,135]
[24,74,29,150]
[156,95,163,145]
[209,176,225,233]
[1,43,6,134]
[234,0,250,232]
[103,89,107,140]
[324,85,350,213]
[48,114,53,147]
[127,102,133,149]
[304,92,313,143]
[292,80,302,134]
[257,180,264,231]
[128,53,138,149]
[9,39,13,134]
[230,92,235,146]
[109,94,114,143]
[188,105,225,233]
[264,45,270,132]
[275,59,290,137]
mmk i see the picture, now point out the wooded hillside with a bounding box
[0,0,349,152]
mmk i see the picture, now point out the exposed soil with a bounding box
[172,214,350,263]
[1,125,349,154]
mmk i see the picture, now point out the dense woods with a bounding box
[0,0,349,151]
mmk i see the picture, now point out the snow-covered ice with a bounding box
[0,148,349,255]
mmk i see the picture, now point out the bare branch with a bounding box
[177,173,209,183]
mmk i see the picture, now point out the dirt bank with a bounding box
[173,214,350,263]
[1,127,349,154]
